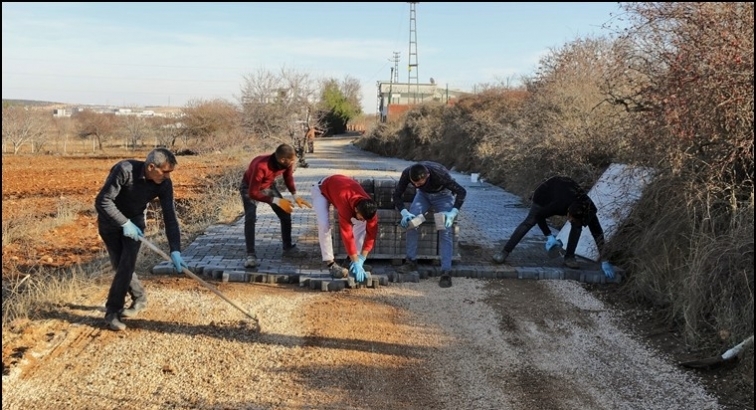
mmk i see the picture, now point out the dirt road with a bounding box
[2,138,726,409]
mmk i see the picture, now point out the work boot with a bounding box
[244,254,257,268]
[563,256,580,269]
[439,272,453,288]
[120,297,147,318]
[328,262,348,279]
[282,245,307,258]
[105,312,126,331]
[396,259,418,274]
[492,250,509,264]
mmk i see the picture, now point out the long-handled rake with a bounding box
[139,237,261,332]
[680,334,754,370]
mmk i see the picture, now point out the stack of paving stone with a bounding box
[332,177,460,263]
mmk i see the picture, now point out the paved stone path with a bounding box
[152,136,617,286]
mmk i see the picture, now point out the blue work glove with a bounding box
[443,208,459,229]
[399,209,415,228]
[170,251,188,274]
[121,220,144,241]
[349,260,367,283]
[545,235,561,252]
[357,255,366,266]
[601,261,616,280]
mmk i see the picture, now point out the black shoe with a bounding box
[492,250,509,264]
[439,273,452,288]
[120,298,147,318]
[282,245,307,258]
[396,260,418,274]
[563,257,580,269]
[105,312,126,331]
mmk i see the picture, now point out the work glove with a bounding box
[443,208,459,229]
[399,209,415,228]
[601,261,616,280]
[293,195,312,209]
[170,251,188,274]
[121,220,144,241]
[272,197,293,213]
[349,260,367,283]
[545,235,562,252]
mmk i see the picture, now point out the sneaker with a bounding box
[563,257,580,269]
[396,260,418,274]
[120,298,147,318]
[439,272,453,288]
[105,312,126,331]
[328,262,348,279]
[282,245,307,258]
[492,251,509,264]
[244,255,257,268]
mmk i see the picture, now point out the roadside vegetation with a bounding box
[356,2,754,389]
[2,1,752,398]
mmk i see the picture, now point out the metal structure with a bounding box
[408,2,420,103]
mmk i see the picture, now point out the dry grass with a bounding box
[1,141,277,330]
[2,198,87,247]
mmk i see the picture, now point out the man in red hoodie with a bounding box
[312,174,378,282]
[240,143,311,268]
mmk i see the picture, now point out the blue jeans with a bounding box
[99,216,147,314]
[239,187,293,255]
[406,189,455,270]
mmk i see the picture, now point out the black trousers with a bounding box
[239,187,293,255]
[99,217,147,314]
[502,204,604,259]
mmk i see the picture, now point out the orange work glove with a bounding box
[293,195,312,209]
[272,197,293,213]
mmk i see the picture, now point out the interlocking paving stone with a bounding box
[152,137,624,290]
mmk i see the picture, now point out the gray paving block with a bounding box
[516,267,539,280]
[321,280,346,292]
[495,267,519,279]
[563,269,582,281]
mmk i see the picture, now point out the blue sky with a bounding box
[2,2,626,114]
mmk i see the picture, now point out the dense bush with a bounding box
[356,1,754,387]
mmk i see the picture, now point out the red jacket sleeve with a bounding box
[362,215,378,254]
[283,165,296,195]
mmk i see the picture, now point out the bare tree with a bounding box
[2,104,50,154]
[239,67,318,141]
[148,116,182,148]
[120,115,147,150]
[179,98,241,152]
[52,117,75,154]
[74,109,116,151]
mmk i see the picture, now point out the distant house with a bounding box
[52,108,71,118]
[376,82,469,122]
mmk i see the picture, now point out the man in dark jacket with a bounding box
[239,143,311,269]
[492,176,615,277]
[95,147,188,331]
[393,161,467,288]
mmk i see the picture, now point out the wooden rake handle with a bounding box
[139,236,258,321]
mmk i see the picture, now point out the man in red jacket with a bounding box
[240,143,311,268]
[312,174,378,282]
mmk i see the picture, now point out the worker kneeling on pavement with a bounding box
[492,176,616,279]
[312,174,378,283]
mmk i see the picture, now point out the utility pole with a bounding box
[389,51,400,105]
[408,2,419,104]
